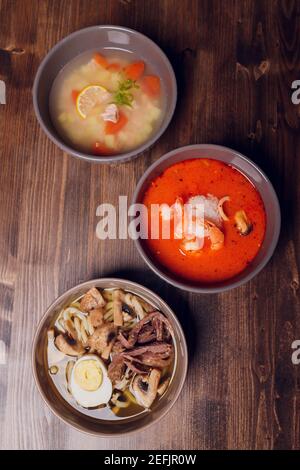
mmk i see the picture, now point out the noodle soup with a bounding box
[47,286,176,420]
[49,50,165,155]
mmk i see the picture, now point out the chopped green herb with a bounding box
[113,79,139,107]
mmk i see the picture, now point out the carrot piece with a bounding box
[105,111,128,134]
[124,61,145,80]
[107,63,122,72]
[92,142,115,155]
[71,89,79,104]
[142,75,161,97]
[93,52,109,68]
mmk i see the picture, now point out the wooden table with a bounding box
[0,0,299,450]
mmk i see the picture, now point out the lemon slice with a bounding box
[76,85,109,118]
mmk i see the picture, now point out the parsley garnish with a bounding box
[113,79,139,107]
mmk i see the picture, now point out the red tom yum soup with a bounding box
[142,158,266,284]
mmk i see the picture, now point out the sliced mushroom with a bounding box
[64,319,78,340]
[138,298,155,313]
[55,334,85,356]
[123,311,133,323]
[111,391,129,408]
[234,210,253,235]
[131,368,161,409]
[124,293,146,319]
[80,287,106,312]
[113,290,123,327]
[157,377,170,396]
[131,296,146,319]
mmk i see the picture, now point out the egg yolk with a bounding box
[74,360,103,391]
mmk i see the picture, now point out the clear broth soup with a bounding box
[49,49,166,155]
[47,287,176,421]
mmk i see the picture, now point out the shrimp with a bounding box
[181,236,203,252]
[161,195,225,252]
[205,221,224,250]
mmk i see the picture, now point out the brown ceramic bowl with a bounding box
[132,144,281,293]
[32,25,177,163]
[32,278,188,436]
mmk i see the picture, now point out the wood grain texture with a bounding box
[0,0,300,450]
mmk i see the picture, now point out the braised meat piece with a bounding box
[80,287,106,312]
[88,323,117,357]
[112,340,125,354]
[123,342,174,368]
[117,342,174,374]
[117,311,173,348]
[108,354,126,383]
[137,324,156,344]
[89,308,104,328]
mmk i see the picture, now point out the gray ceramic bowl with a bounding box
[33,25,177,163]
[32,278,188,436]
[133,144,281,293]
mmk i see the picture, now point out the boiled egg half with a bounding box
[70,355,112,408]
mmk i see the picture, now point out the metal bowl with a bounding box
[32,25,177,164]
[32,278,188,436]
[132,144,281,293]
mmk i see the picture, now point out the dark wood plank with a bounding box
[0,0,299,450]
